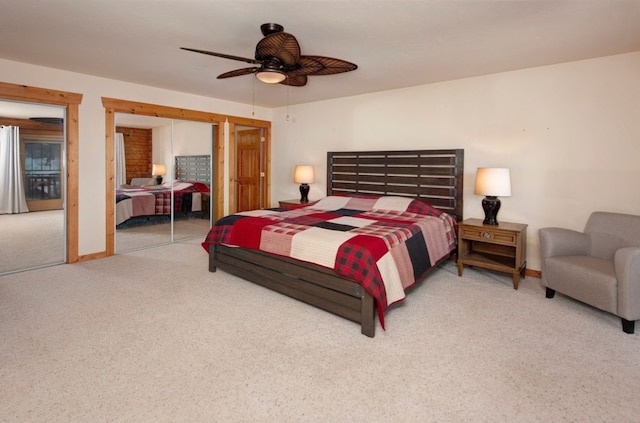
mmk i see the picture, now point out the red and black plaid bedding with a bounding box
[202,195,457,326]
[117,182,209,213]
[149,186,197,215]
[116,181,210,225]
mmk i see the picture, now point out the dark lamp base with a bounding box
[481,196,501,225]
[155,176,163,185]
[299,183,310,203]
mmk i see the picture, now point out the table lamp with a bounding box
[152,163,166,185]
[474,167,511,225]
[294,165,314,203]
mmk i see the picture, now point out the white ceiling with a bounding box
[1,0,639,111]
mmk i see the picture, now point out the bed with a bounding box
[115,180,209,227]
[116,155,211,228]
[202,149,464,337]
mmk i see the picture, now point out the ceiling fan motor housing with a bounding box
[260,23,284,36]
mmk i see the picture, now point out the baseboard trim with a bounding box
[77,251,108,262]
[526,268,541,279]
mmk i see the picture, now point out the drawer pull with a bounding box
[482,231,492,239]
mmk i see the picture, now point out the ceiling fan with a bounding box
[181,23,358,87]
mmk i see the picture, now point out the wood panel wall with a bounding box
[0,117,63,137]
[116,126,151,184]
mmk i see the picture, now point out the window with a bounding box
[24,141,62,201]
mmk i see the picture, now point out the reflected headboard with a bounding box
[175,155,211,184]
[327,149,464,221]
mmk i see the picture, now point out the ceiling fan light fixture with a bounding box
[255,68,287,84]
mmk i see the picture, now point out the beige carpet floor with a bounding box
[1,240,639,422]
[0,211,210,274]
[116,217,211,253]
[0,210,64,274]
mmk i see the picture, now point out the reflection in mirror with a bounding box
[0,100,66,275]
[115,114,172,253]
[171,120,213,243]
[114,114,213,253]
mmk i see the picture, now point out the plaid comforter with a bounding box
[116,181,209,226]
[202,195,457,326]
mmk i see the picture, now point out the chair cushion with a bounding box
[545,255,617,314]
[586,212,640,260]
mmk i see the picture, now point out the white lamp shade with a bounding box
[152,163,166,176]
[474,168,511,197]
[294,165,315,184]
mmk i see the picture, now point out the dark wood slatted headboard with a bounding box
[175,155,211,184]
[327,149,464,221]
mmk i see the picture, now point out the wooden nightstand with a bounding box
[201,192,210,219]
[278,199,305,207]
[457,218,527,289]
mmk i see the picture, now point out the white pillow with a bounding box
[308,196,351,210]
[130,177,155,187]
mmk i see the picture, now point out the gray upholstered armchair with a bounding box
[539,212,640,333]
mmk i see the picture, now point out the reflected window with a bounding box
[24,141,62,200]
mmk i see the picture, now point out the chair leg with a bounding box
[622,318,635,334]
[545,287,556,298]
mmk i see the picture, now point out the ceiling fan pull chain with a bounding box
[252,76,255,117]
[286,82,291,122]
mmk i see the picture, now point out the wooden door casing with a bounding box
[235,129,262,212]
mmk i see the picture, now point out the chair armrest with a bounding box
[539,227,591,259]
[615,247,640,320]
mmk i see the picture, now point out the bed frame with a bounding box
[209,149,464,337]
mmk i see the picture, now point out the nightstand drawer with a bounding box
[457,218,528,290]
[460,226,517,246]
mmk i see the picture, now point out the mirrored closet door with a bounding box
[114,113,213,253]
[0,100,66,275]
[171,120,213,243]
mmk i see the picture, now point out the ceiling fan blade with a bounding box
[285,57,322,76]
[217,67,259,79]
[295,56,358,76]
[280,74,308,87]
[180,47,260,65]
[255,33,301,66]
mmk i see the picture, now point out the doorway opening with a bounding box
[228,121,271,214]
[0,82,81,274]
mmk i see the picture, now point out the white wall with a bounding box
[270,52,640,271]
[173,121,213,157]
[150,120,213,181]
[0,58,271,256]
[2,52,639,271]
[152,123,172,178]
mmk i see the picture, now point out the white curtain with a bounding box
[115,132,126,187]
[0,126,29,214]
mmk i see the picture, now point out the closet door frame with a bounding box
[0,81,82,263]
[102,97,270,257]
